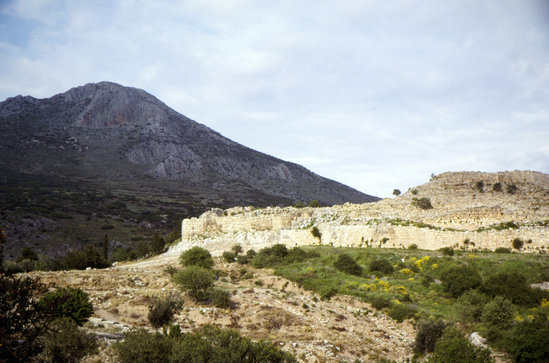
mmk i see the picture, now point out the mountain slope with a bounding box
[0,81,378,206]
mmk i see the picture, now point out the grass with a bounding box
[241,245,549,332]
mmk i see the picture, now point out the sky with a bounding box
[1,0,549,198]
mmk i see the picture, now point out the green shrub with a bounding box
[308,200,320,208]
[40,318,98,363]
[439,247,454,256]
[370,297,391,311]
[211,288,231,308]
[18,247,38,262]
[38,287,93,326]
[493,182,502,192]
[388,304,416,322]
[164,265,178,277]
[172,266,214,300]
[482,272,545,306]
[507,183,518,194]
[236,254,250,264]
[179,246,214,269]
[411,197,433,210]
[481,296,516,330]
[251,245,288,268]
[439,265,482,298]
[150,233,166,254]
[222,251,237,263]
[430,325,494,363]
[311,226,321,240]
[494,247,511,254]
[333,253,363,276]
[147,297,183,329]
[286,247,309,263]
[320,287,338,301]
[294,202,305,208]
[369,259,394,274]
[455,289,487,323]
[231,245,243,255]
[475,180,485,192]
[413,319,449,354]
[113,329,174,363]
[408,244,418,250]
[512,238,524,250]
[509,312,549,363]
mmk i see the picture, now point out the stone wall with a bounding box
[172,171,549,256]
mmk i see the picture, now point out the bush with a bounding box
[320,287,338,301]
[455,289,487,323]
[481,296,516,330]
[172,266,214,300]
[231,245,243,255]
[509,312,549,363]
[475,180,485,192]
[40,318,98,363]
[251,245,288,268]
[150,233,166,254]
[411,197,433,210]
[507,183,518,194]
[439,265,482,298]
[440,247,454,256]
[430,325,494,363]
[147,297,183,329]
[369,259,394,274]
[388,304,416,322]
[38,287,93,326]
[179,246,214,269]
[18,247,38,262]
[164,265,178,276]
[370,297,391,310]
[211,288,231,308]
[333,253,363,276]
[114,325,297,363]
[294,202,305,208]
[0,273,49,362]
[113,329,174,363]
[408,244,418,250]
[414,319,449,354]
[494,247,511,254]
[222,251,237,263]
[493,182,502,192]
[482,272,546,306]
[512,238,524,250]
[308,200,320,208]
[311,226,321,240]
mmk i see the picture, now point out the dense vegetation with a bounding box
[223,243,549,361]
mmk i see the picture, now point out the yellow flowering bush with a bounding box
[431,264,438,270]
[541,298,549,307]
[360,283,377,291]
[400,268,414,276]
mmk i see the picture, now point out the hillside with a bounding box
[0,82,378,260]
[174,170,549,255]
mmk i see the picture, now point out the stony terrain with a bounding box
[28,253,416,363]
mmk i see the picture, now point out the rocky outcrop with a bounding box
[173,171,549,255]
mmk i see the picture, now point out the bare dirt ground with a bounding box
[29,252,417,363]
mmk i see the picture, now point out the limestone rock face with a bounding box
[174,171,549,255]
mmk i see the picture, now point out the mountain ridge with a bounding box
[0,81,378,206]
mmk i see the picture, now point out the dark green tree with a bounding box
[38,287,93,326]
[392,189,401,196]
[179,246,214,269]
[102,233,109,260]
[308,200,320,208]
[333,254,362,276]
[18,247,38,262]
[150,233,166,254]
[172,266,214,300]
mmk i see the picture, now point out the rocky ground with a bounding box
[29,252,416,363]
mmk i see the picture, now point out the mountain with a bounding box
[0,82,377,206]
[0,82,378,260]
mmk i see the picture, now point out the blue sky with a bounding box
[1,0,549,198]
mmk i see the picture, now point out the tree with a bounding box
[333,254,362,276]
[509,312,549,363]
[311,226,321,241]
[147,297,183,329]
[102,233,109,260]
[231,244,243,255]
[40,318,98,363]
[430,325,494,363]
[137,240,149,258]
[481,296,516,330]
[439,265,482,298]
[414,319,449,354]
[172,266,214,300]
[150,233,166,254]
[411,197,433,210]
[38,287,94,326]
[308,200,320,208]
[179,246,214,269]
[18,247,38,262]
[83,244,101,268]
[392,189,401,196]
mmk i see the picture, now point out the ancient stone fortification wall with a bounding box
[175,206,548,257]
[172,171,549,256]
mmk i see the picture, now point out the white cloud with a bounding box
[1,0,549,198]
